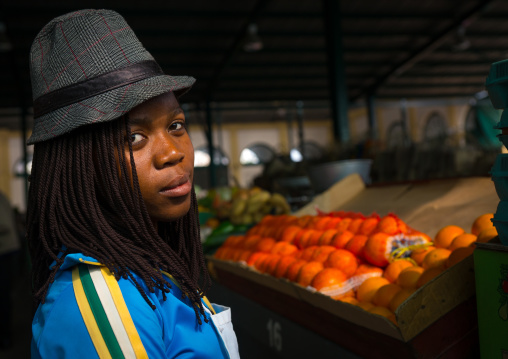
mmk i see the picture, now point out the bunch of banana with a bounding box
[229,189,291,225]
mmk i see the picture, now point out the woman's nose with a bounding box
[153,133,184,168]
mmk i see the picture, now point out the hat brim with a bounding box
[27,74,195,145]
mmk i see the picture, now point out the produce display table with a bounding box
[206,175,498,358]
[209,259,479,359]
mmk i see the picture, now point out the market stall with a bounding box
[207,174,498,358]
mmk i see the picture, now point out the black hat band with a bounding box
[33,60,164,118]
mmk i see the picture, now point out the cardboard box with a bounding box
[296,174,499,238]
[474,242,508,358]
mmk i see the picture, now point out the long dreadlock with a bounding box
[26,115,211,323]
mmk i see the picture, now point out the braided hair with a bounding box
[26,115,211,323]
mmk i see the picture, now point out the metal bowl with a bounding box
[307,159,373,193]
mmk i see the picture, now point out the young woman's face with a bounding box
[126,91,194,223]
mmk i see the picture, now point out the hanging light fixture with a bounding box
[243,23,263,52]
[451,25,471,52]
[13,153,33,177]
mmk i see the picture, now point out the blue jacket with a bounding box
[31,253,234,358]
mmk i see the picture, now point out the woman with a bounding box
[27,9,239,358]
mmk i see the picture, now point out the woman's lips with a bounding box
[159,179,191,197]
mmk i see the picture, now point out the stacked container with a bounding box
[474,59,508,358]
[486,59,508,245]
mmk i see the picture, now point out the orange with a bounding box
[224,235,244,247]
[273,256,298,278]
[344,235,369,259]
[307,230,326,247]
[231,249,243,262]
[434,225,465,249]
[375,215,399,235]
[298,229,318,248]
[269,241,289,256]
[330,230,354,249]
[354,263,384,277]
[472,213,494,236]
[280,226,301,243]
[242,235,261,250]
[254,253,272,272]
[296,261,324,287]
[372,283,402,308]
[477,227,498,243]
[325,249,359,277]
[389,288,414,312]
[416,267,444,288]
[296,215,313,228]
[358,217,380,236]
[410,246,435,266]
[396,266,424,290]
[336,218,353,232]
[305,216,322,229]
[292,228,308,248]
[357,301,375,311]
[300,246,319,261]
[422,248,451,270]
[318,229,339,246]
[255,226,269,238]
[258,214,275,226]
[285,259,308,282]
[383,259,414,283]
[263,254,282,275]
[213,246,225,259]
[448,233,477,251]
[311,245,337,263]
[324,217,342,230]
[356,277,390,303]
[347,218,365,234]
[246,251,266,266]
[446,246,475,267]
[311,268,348,292]
[339,296,359,305]
[368,306,394,319]
[238,250,252,263]
[314,216,333,230]
[255,238,277,252]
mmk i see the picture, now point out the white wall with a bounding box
[8,136,26,212]
[1,99,477,210]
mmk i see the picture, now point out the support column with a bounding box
[322,0,349,143]
[296,101,305,161]
[367,94,378,140]
[21,106,28,199]
[205,102,217,188]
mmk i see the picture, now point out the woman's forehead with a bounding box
[127,92,181,123]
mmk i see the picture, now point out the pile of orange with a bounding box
[213,211,498,326]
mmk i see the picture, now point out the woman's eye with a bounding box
[131,133,144,144]
[170,121,185,131]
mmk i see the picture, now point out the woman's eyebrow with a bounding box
[128,107,185,126]
[128,116,151,126]
[172,107,184,117]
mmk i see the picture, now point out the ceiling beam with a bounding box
[7,5,508,21]
[350,0,496,102]
[156,59,496,68]
[11,26,508,40]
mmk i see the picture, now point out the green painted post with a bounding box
[322,0,349,143]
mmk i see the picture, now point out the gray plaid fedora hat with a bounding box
[27,9,195,145]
